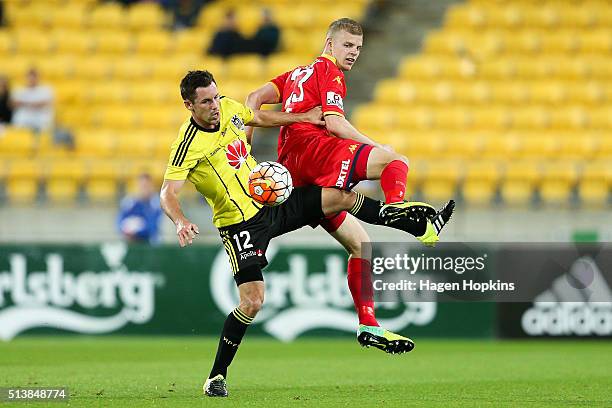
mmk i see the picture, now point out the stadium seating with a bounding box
[356,0,611,207]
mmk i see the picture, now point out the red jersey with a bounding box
[269,54,346,155]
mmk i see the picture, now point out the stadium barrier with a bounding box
[0,243,609,340]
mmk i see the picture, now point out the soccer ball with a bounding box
[248,161,293,206]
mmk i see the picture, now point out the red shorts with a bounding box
[278,131,374,232]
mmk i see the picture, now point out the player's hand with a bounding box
[304,106,326,126]
[175,219,200,247]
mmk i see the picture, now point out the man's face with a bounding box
[328,30,362,71]
[184,83,221,126]
[26,71,39,87]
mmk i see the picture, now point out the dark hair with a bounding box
[327,18,363,38]
[180,70,216,102]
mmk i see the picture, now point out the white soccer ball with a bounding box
[248,161,293,206]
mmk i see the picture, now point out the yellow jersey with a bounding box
[164,97,262,228]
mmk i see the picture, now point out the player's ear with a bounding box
[183,99,193,111]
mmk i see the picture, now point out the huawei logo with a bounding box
[226,139,248,169]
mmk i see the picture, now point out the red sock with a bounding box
[380,160,409,204]
[347,258,378,327]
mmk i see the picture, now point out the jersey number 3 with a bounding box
[284,66,314,111]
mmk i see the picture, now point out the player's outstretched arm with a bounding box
[325,114,387,150]
[247,106,325,128]
[244,83,281,144]
[160,179,200,247]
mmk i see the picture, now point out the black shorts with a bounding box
[218,185,324,286]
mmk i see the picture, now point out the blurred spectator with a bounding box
[117,173,163,245]
[0,1,5,27]
[250,8,280,57]
[208,10,247,58]
[163,0,209,29]
[11,68,54,133]
[0,75,12,125]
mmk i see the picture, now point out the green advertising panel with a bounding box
[0,243,494,340]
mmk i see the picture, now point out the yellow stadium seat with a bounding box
[0,31,13,54]
[130,82,176,104]
[140,107,185,129]
[153,134,176,159]
[57,106,93,129]
[125,160,166,190]
[472,107,512,129]
[571,82,609,105]
[396,107,434,130]
[53,30,94,55]
[88,3,126,30]
[400,132,445,161]
[265,54,306,81]
[112,58,155,80]
[0,127,36,158]
[579,162,611,207]
[86,83,129,105]
[14,30,53,54]
[351,104,396,131]
[226,55,266,81]
[590,107,612,129]
[550,106,590,130]
[479,59,516,79]
[581,29,612,53]
[444,133,483,159]
[421,162,461,203]
[85,161,121,202]
[47,6,87,29]
[518,133,559,159]
[94,31,133,54]
[92,107,138,129]
[115,134,155,159]
[462,161,501,206]
[134,32,174,55]
[594,134,612,160]
[174,30,212,58]
[500,161,541,206]
[539,162,577,205]
[150,57,203,81]
[511,107,550,129]
[542,31,581,54]
[529,82,568,105]
[126,2,166,32]
[445,4,486,29]
[5,159,42,204]
[35,56,75,81]
[557,133,596,160]
[75,132,116,158]
[46,162,85,203]
[72,56,113,80]
[481,134,519,159]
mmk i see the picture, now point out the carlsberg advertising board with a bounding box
[0,243,493,340]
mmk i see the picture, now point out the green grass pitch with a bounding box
[0,336,610,407]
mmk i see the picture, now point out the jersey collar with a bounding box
[191,116,220,133]
[320,53,337,64]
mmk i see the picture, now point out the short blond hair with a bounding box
[326,18,363,38]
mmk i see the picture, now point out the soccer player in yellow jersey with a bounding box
[161,71,440,397]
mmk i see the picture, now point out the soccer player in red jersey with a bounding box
[246,18,454,353]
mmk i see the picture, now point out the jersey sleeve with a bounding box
[164,131,200,180]
[269,70,291,102]
[239,102,255,124]
[317,64,346,117]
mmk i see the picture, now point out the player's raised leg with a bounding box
[329,216,415,354]
[204,278,264,397]
[320,187,452,246]
[366,147,455,241]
